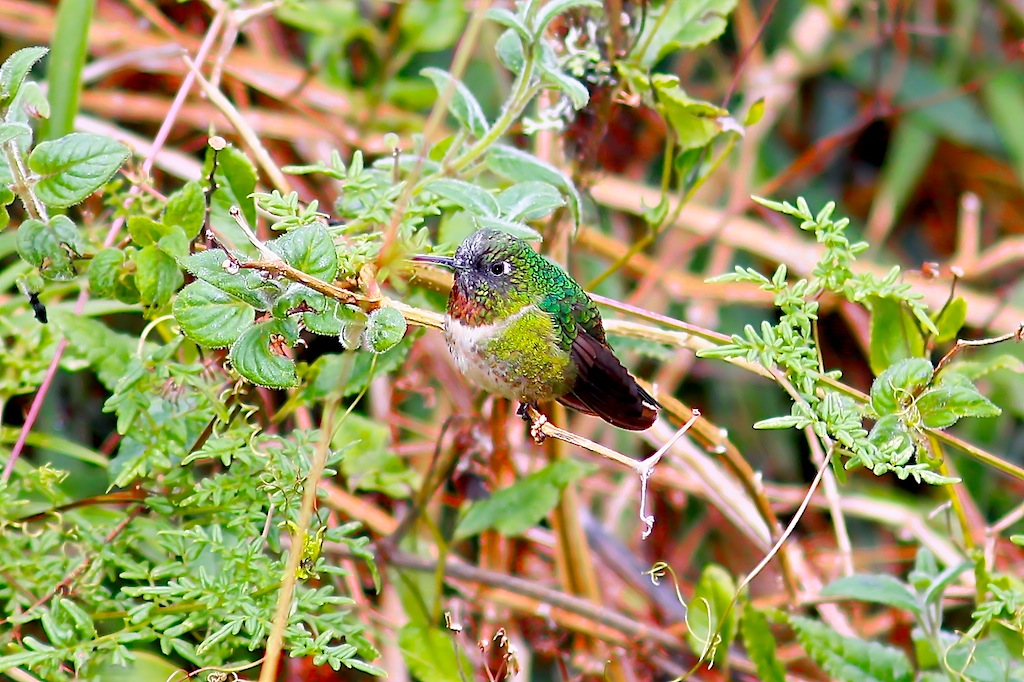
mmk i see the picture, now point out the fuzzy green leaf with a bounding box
[28,133,130,207]
[180,248,273,310]
[820,574,920,614]
[537,59,589,110]
[740,603,785,682]
[0,46,48,102]
[686,564,737,666]
[495,29,525,74]
[267,224,339,281]
[421,67,489,138]
[635,0,737,67]
[0,121,32,146]
[173,280,255,348]
[207,145,258,255]
[485,7,530,40]
[229,318,299,388]
[397,624,472,682]
[651,75,728,151]
[487,143,581,225]
[135,245,183,308]
[164,180,206,240]
[127,216,170,247]
[302,300,366,337]
[89,247,133,301]
[916,372,1001,429]
[17,215,82,280]
[789,615,913,682]
[455,459,594,539]
[424,177,500,217]
[869,357,934,417]
[532,0,601,36]
[498,181,565,221]
[362,306,407,354]
[868,296,926,375]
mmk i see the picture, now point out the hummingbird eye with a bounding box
[489,261,512,277]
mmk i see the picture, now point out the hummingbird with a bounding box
[413,229,658,431]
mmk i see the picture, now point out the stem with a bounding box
[3,142,46,221]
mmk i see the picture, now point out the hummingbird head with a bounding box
[413,229,544,316]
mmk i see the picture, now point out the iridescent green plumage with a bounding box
[414,229,658,431]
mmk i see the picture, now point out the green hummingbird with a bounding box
[413,229,658,431]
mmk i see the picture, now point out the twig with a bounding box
[525,406,699,539]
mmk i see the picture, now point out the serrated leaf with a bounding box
[651,75,728,151]
[686,564,737,666]
[164,180,206,240]
[362,306,407,354]
[127,215,170,246]
[495,29,525,74]
[135,245,183,308]
[498,181,565,221]
[916,372,1001,429]
[455,459,593,539]
[89,247,127,298]
[266,224,338,281]
[28,133,130,207]
[634,0,737,67]
[272,283,326,319]
[870,357,934,417]
[789,615,913,682]
[820,574,920,614]
[741,603,785,682]
[487,144,581,225]
[303,300,366,337]
[180,248,273,310]
[397,624,472,682]
[424,177,500,217]
[472,215,542,241]
[17,215,82,280]
[0,46,48,102]
[868,296,926,375]
[173,281,254,348]
[229,319,299,388]
[421,67,489,138]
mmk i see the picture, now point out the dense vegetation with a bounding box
[2,0,1024,680]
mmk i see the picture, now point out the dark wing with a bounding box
[558,329,659,431]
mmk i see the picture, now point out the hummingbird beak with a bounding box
[411,254,456,270]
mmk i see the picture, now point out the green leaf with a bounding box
[472,215,542,241]
[89,247,132,300]
[865,415,915,467]
[164,180,206,240]
[916,372,1001,429]
[336,414,415,498]
[362,306,407,354]
[229,318,299,388]
[485,7,530,40]
[820,574,919,614]
[635,0,738,67]
[868,296,925,375]
[17,215,82,280]
[134,245,184,308]
[51,311,134,390]
[651,75,728,151]
[27,132,130,207]
[686,564,738,666]
[180,248,273,310]
[420,67,489,138]
[495,29,525,74]
[207,144,258,255]
[498,181,565,221]
[537,59,589,110]
[788,615,913,682]
[487,143,581,225]
[397,624,472,682]
[740,603,785,682]
[932,297,966,343]
[0,121,32,146]
[531,0,601,36]
[424,177,500,218]
[0,46,48,102]
[173,280,255,348]
[399,0,465,52]
[869,357,934,417]
[455,459,593,539]
[753,415,808,430]
[267,224,339,281]
[303,300,366,337]
[127,215,170,246]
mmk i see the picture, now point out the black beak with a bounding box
[411,254,456,269]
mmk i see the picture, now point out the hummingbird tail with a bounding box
[560,332,659,433]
